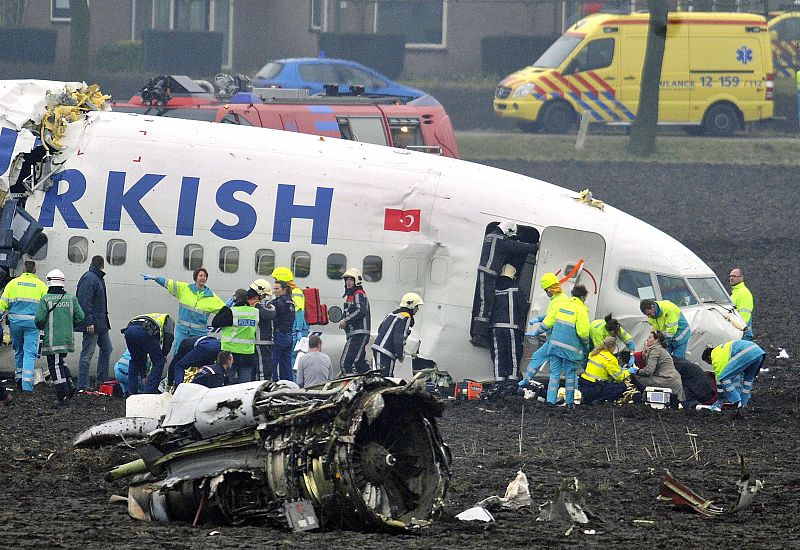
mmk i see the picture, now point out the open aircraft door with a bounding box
[529,227,606,322]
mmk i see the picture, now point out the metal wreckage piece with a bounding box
[74,373,451,532]
[657,454,763,517]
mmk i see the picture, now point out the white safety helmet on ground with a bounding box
[500,264,517,279]
[342,267,363,286]
[498,221,517,237]
[400,292,424,309]
[46,269,65,287]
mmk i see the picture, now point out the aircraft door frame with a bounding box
[529,226,606,322]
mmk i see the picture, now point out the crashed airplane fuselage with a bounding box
[74,374,451,532]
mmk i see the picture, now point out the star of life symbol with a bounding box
[736,46,752,65]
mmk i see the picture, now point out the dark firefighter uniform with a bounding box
[471,224,537,341]
[270,292,296,381]
[254,300,276,381]
[372,308,415,377]
[122,313,175,395]
[341,287,371,375]
[490,275,528,380]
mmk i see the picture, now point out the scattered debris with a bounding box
[456,507,495,522]
[537,478,589,524]
[776,348,789,359]
[633,519,655,525]
[583,529,596,534]
[476,471,532,511]
[658,454,762,516]
[574,189,605,210]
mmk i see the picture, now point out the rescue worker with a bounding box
[191,351,234,388]
[538,284,590,408]
[702,340,765,410]
[168,335,222,387]
[490,265,528,381]
[270,280,296,381]
[141,268,225,353]
[372,292,423,377]
[729,268,754,339]
[34,269,84,406]
[113,348,152,397]
[212,288,272,384]
[471,221,538,346]
[589,313,636,368]
[639,299,692,358]
[270,266,309,365]
[339,267,371,375]
[0,261,48,392]
[579,336,630,405]
[519,273,569,388]
[631,331,685,405]
[121,312,175,395]
[250,279,277,381]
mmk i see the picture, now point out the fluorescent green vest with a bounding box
[220,306,257,354]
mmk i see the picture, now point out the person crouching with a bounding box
[578,336,630,405]
[191,351,234,388]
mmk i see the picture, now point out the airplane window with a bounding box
[363,255,382,282]
[291,251,311,278]
[255,249,275,276]
[656,275,698,307]
[146,241,167,269]
[688,277,731,305]
[429,257,448,285]
[106,239,127,267]
[327,253,346,280]
[184,244,204,271]
[67,236,88,264]
[399,257,418,283]
[29,234,48,261]
[219,246,239,274]
[617,269,654,299]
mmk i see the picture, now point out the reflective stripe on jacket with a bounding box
[730,282,754,328]
[647,300,691,345]
[0,273,48,326]
[156,277,225,331]
[543,296,590,361]
[710,340,765,380]
[220,305,258,354]
[589,318,635,350]
[581,349,629,383]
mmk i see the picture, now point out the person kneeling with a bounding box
[190,351,234,388]
[579,336,631,405]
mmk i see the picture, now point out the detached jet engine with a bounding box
[75,373,451,532]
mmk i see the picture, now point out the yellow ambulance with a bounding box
[768,11,800,79]
[493,12,774,136]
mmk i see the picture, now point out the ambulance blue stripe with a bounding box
[777,65,792,78]
[308,106,334,113]
[314,120,340,132]
[601,91,636,121]
[568,92,604,121]
[583,92,621,122]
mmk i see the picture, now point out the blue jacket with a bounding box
[75,266,110,332]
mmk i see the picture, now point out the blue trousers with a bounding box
[172,338,220,385]
[547,354,578,406]
[11,323,40,392]
[273,332,294,381]
[519,341,550,386]
[78,329,113,390]
[578,377,627,405]
[716,355,763,408]
[114,362,130,395]
[667,338,688,359]
[123,324,165,395]
[229,352,255,384]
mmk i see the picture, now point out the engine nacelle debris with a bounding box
[75,373,451,532]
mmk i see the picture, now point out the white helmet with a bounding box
[250,278,272,297]
[500,264,516,279]
[498,221,517,237]
[400,292,424,309]
[46,269,65,287]
[342,267,363,285]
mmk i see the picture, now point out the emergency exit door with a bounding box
[529,227,606,321]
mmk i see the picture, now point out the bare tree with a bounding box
[627,0,669,156]
[69,0,90,79]
[0,0,26,26]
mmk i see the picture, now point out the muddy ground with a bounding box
[1,161,797,549]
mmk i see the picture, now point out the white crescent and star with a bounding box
[400,214,416,227]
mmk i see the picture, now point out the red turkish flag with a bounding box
[384,208,421,232]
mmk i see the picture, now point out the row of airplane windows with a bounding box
[45,236,385,282]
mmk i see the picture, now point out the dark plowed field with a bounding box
[1,161,797,548]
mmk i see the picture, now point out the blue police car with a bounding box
[251,58,427,100]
